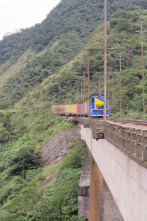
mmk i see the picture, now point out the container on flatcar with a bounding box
[84,102,89,114]
[65,105,70,113]
[52,105,58,113]
[69,105,73,113]
[77,104,82,113]
[69,105,75,114]
[52,105,65,114]
[72,104,77,114]
[57,105,65,114]
[81,104,84,114]
[75,104,78,115]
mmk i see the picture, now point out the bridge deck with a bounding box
[107,119,147,130]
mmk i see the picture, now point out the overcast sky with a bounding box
[0,0,61,40]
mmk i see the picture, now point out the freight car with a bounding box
[52,94,109,118]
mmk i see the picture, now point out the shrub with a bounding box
[9,147,42,177]
[0,127,10,143]
[61,144,85,169]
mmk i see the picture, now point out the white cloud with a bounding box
[0,0,61,40]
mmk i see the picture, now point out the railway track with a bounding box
[108,118,147,126]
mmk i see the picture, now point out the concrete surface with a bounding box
[101,178,124,221]
[80,125,147,221]
[77,148,91,216]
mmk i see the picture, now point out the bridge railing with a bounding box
[105,123,147,168]
[73,117,147,168]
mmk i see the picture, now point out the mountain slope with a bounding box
[0,0,146,109]
[30,9,147,119]
[0,0,146,66]
[0,7,147,221]
[0,49,35,93]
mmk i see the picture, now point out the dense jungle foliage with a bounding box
[0,0,146,66]
[0,99,86,220]
[1,9,146,118]
[0,0,147,108]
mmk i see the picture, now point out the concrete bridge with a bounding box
[74,117,147,221]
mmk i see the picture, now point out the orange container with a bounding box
[84,102,89,113]
[57,105,65,114]
[52,105,58,113]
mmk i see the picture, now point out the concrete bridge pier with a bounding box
[89,156,102,221]
[88,155,124,221]
[75,119,147,220]
[77,147,124,221]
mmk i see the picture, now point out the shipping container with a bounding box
[75,104,78,114]
[52,105,58,113]
[69,105,73,113]
[77,104,82,113]
[57,105,65,114]
[81,104,84,113]
[84,102,89,113]
[65,105,70,113]
[71,104,77,114]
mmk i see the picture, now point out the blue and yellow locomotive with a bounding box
[90,94,109,117]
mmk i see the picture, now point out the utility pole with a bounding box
[81,83,83,103]
[104,0,107,121]
[83,72,85,104]
[116,53,124,119]
[107,72,110,108]
[66,94,67,104]
[136,19,147,120]
[88,51,90,119]
[99,77,101,94]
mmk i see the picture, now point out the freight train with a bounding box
[52,94,109,117]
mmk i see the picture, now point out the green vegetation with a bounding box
[41,10,147,119]
[0,0,147,108]
[0,1,147,220]
[1,145,85,221]
[0,9,147,118]
[0,0,145,66]
[0,97,86,220]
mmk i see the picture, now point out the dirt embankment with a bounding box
[41,128,80,185]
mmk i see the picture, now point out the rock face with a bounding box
[42,130,68,167]
[77,148,91,217]
[42,128,81,167]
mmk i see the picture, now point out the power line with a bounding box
[116,53,125,119]
[135,19,147,120]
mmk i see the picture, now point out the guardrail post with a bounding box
[126,128,131,153]
[119,126,123,149]
[142,130,147,161]
[122,128,127,150]
[135,129,142,159]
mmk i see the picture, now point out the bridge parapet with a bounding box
[73,117,147,169]
[105,123,147,168]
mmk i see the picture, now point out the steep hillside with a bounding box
[0,49,35,93]
[0,0,146,65]
[0,0,146,108]
[0,7,147,220]
[0,102,86,220]
[24,10,147,119]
